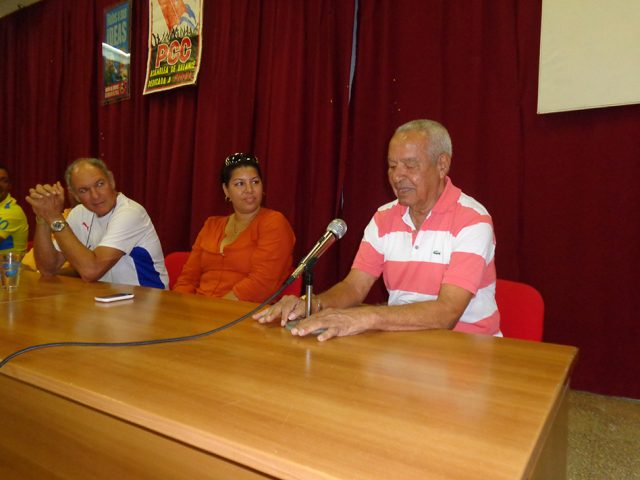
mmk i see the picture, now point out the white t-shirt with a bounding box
[58,193,168,288]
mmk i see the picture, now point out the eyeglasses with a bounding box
[224,153,259,166]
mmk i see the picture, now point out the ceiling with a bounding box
[0,0,43,19]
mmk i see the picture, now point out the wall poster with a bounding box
[103,1,131,104]
[143,0,203,95]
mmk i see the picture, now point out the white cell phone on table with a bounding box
[94,293,135,303]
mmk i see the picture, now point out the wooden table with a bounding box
[0,271,577,479]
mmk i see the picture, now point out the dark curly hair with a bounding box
[219,153,262,185]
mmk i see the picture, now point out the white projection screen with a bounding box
[538,0,640,114]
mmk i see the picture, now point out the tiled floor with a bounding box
[568,390,640,480]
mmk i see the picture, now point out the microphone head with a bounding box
[327,218,347,239]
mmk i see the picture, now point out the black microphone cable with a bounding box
[0,278,299,369]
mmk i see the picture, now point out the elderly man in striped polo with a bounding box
[255,119,499,341]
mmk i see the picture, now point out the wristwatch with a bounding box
[50,219,68,232]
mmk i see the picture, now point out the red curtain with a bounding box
[516,2,640,398]
[2,0,639,398]
[344,0,640,398]
[2,1,94,189]
[342,1,523,301]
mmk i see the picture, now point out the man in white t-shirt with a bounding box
[26,157,168,288]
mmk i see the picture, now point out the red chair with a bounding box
[496,279,544,341]
[164,251,190,290]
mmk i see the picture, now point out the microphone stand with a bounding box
[304,267,314,318]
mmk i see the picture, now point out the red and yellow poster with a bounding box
[144,0,203,95]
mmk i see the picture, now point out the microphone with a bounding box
[289,219,347,280]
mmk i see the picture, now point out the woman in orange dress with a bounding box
[174,153,295,302]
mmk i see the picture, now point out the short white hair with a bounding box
[395,119,452,161]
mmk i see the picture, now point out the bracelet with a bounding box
[35,216,47,226]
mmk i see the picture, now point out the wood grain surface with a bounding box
[0,271,578,479]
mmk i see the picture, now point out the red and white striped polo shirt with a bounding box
[352,178,500,335]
